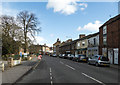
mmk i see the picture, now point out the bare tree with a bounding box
[17,11,41,53]
[1,15,23,55]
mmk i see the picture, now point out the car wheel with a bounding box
[96,62,99,67]
[88,61,90,65]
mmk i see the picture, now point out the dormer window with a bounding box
[82,42,85,46]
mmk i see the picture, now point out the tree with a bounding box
[17,11,41,53]
[1,15,23,55]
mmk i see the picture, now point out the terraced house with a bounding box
[87,32,99,58]
[99,14,120,65]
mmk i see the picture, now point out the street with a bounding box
[16,55,119,85]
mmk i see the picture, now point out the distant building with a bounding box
[29,44,51,55]
[99,14,120,65]
[53,38,61,56]
[59,39,72,55]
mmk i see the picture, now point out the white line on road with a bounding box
[82,73,106,85]
[50,68,52,73]
[51,81,53,85]
[60,61,64,64]
[50,76,53,80]
[50,72,52,75]
[33,60,40,69]
[65,64,75,70]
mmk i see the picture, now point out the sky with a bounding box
[1,1,118,47]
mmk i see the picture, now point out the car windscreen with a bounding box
[80,56,85,58]
[101,56,109,61]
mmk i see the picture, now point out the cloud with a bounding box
[47,0,87,15]
[1,3,19,17]
[77,20,102,33]
[79,3,88,11]
[32,36,46,45]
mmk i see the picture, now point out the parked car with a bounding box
[88,55,110,67]
[67,54,74,60]
[72,54,80,61]
[52,54,57,57]
[63,54,68,59]
[59,54,65,58]
[77,54,88,62]
[59,54,62,58]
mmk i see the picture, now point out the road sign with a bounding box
[38,55,42,60]
[20,52,22,57]
[24,53,27,57]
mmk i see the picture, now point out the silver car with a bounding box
[88,55,110,67]
[67,54,74,60]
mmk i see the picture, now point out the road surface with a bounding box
[16,55,119,85]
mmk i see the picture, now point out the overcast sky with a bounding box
[1,1,118,47]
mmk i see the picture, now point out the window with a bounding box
[103,26,107,35]
[82,42,85,46]
[93,38,96,45]
[103,35,107,45]
[78,43,80,47]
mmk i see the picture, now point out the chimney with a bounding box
[79,34,85,39]
[67,39,72,42]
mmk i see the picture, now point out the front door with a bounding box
[114,48,118,64]
[108,49,113,64]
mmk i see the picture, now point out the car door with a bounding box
[93,56,98,64]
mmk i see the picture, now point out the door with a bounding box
[108,49,113,64]
[114,48,118,64]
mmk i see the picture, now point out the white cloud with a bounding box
[79,3,88,11]
[47,0,87,15]
[77,20,102,33]
[31,36,45,45]
[1,3,18,17]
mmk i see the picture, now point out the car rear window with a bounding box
[101,56,109,61]
[81,56,85,58]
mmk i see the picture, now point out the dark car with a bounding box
[60,54,65,58]
[72,54,80,61]
[63,54,68,59]
[59,54,62,58]
[77,55,88,62]
[52,54,57,57]
[88,55,110,67]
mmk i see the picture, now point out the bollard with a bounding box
[2,63,4,72]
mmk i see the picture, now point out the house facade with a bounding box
[76,34,88,56]
[53,38,61,56]
[99,14,120,65]
[59,39,72,55]
[87,32,99,58]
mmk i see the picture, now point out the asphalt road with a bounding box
[16,55,119,85]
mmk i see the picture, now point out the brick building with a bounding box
[53,38,61,56]
[99,14,120,65]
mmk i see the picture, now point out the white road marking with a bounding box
[50,73,52,75]
[33,60,40,69]
[50,76,53,80]
[51,81,53,85]
[50,68,52,73]
[60,61,64,64]
[82,73,106,85]
[65,64,75,70]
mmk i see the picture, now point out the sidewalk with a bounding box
[2,57,38,84]
[110,64,120,70]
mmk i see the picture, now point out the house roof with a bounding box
[59,32,99,47]
[99,14,120,29]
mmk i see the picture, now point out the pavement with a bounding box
[15,55,120,85]
[1,57,39,85]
